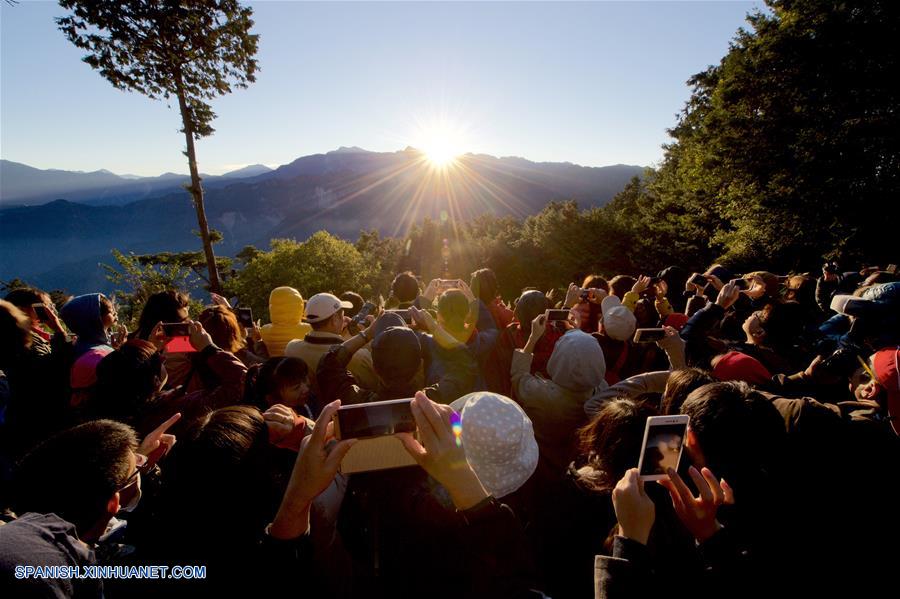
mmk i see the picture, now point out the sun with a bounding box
[414,118,468,168]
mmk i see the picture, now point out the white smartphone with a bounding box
[637,415,690,481]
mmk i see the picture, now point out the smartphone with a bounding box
[385,309,413,324]
[31,303,50,322]
[334,398,416,439]
[438,279,459,291]
[637,415,690,481]
[730,278,750,290]
[546,309,571,321]
[236,307,254,328]
[353,301,376,326]
[162,322,195,353]
[688,273,708,287]
[633,328,667,343]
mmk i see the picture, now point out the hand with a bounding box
[564,283,581,308]
[269,401,356,539]
[423,279,441,302]
[110,324,128,349]
[612,468,655,545]
[409,306,436,332]
[705,274,725,291]
[655,325,682,350]
[686,275,704,296]
[654,280,669,298]
[250,319,262,343]
[188,320,213,352]
[396,392,488,510]
[456,279,476,303]
[264,404,313,451]
[631,275,652,295]
[210,293,231,309]
[527,313,548,347]
[659,466,734,543]
[799,354,824,381]
[570,305,584,331]
[149,322,168,351]
[715,281,740,309]
[44,304,65,334]
[137,412,181,469]
[744,275,766,300]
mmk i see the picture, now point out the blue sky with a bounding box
[1,1,763,176]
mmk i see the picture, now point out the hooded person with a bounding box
[60,293,116,406]
[259,287,312,357]
[511,327,607,482]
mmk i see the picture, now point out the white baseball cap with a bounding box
[601,295,637,341]
[450,392,539,498]
[302,293,353,323]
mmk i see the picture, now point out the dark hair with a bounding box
[576,398,658,491]
[136,290,190,339]
[199,306,244,353]
[758,300,804,350]
[679,382,786,484]
[13,420,137,534]
[609,275,636,299]
[662,368,715,414]
[470,268,499,304]
[437,289,469,330]
[633,298,660,328]
[514,290,549,327]
[244,357,309,409]
[340,292,364,318]
[391,272,420,303]
[0,299,32,367]
[582,274,610,293]
[4,287,44,310]
[92,340,165,425]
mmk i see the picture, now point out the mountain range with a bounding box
[0,148,643,293]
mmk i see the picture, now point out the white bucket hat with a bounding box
[601,294,637,341]
[450,392,539,498]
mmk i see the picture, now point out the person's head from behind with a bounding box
[137,290,189,339]
[633,297,659,328]
[662,368,715,414]
[199,305,244,353]
[246,356,309,410]
[679,381,785,486]
[340,291,364,318]
[784,275,815,306]
[0,299,32,367]
[608,275,636,299]
[470,268,499,305]
[4,286,50,326]
[93,340,166,425]
[437,289,469,333]
[577,398,658,490]
[371,326,422,391]
[13,420,138,542]
[303,293,352,334]
[514,290,549,329]
[582,274,610,294]
[741,300,803,350]
[162,406,277,539]
[391,272,420,304]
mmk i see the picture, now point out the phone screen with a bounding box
[638,417,688,479]
[335,399,416,439]
[31,303,49,321]
[689,274,708,287]
[546,309,570,321]
[237,308,254,327]
[634,328,667,343]
[731,278,750,290]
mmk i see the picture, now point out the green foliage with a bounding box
[225,232,369,321]
[57,0,258,139]
[102,249,207,328]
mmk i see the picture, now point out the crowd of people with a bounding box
[0,261,898,598]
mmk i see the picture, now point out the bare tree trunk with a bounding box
[176,89,221,294]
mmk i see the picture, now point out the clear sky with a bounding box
[1,1,764,176]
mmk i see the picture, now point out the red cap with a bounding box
[712,351,772,386]
[873,347,900,435]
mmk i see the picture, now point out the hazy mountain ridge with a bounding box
[0,148,643,293]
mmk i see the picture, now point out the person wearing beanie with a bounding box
[317,308,476,407]
[511,313,607,483]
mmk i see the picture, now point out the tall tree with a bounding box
[57,0,259,293]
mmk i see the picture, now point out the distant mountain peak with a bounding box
[221,164,273,178]
[331,146,371,154]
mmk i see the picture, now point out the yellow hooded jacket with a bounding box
[260,287,312,357]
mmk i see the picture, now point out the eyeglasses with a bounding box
[118,453,148,492]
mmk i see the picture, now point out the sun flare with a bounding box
[414,118,468,168]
